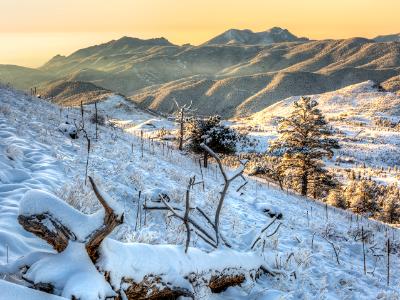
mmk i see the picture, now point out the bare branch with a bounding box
[196,207,232,248]
[184,177,195,253]
[321,235,340,265]
[143,205,182,211]
[86,176,124,262]
[200,143,248,246]
[250,217,278,250]
[160,195,217,245]
[265,223,282,238]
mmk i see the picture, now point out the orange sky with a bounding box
[0,0,399,67]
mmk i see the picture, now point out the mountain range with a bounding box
[203,27,308,45]
[1,27,400,117]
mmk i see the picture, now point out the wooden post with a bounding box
[94,101,98,140]
[198,159,205,191]
[325,203,328,221]
[203,151,208,168]
[387,238,390,286]
[179,107,184,151]
[361,226,366,275]
[80,101,84,129]
[141,130,144,158]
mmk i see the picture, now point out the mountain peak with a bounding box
[204,27,308,46]
[112,36,174,47]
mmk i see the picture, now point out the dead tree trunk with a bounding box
[203,151,208,168]
[174,100,193,151]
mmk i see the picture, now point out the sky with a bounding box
[0,0,399,67]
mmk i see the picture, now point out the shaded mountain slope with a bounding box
[40,80,113,106]
[1,32,399,117]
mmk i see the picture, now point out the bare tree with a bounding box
[200,143,247,246]
[174,99,193,151]
[146,144,247,248]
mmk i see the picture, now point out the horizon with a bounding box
[1,0,400,67]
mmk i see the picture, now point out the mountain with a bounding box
[203,27,308,45]
[0,65,53,90]
[130,38,400,116]
[374,33,400,42]
[40,80,114,106]
[382,75,400,93]
[1,33,400,117]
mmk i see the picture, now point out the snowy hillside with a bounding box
[239,81,400,185]
[0,86,399,299]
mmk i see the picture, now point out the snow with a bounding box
[98,239,269,291]
[58,123,77,138]
[25,242,115,300]
[0,280,67,300]
[0,85,399,299]
[19,189,104,241]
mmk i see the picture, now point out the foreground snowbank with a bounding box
[0,280,67,300]
[99,239,270,291]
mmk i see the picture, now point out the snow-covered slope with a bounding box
[240,81,400,184]
[250,81,400,119]
[0,86,399,299]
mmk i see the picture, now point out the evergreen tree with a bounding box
[349,180,379,215]
[326,189,347,209]
[186,115,238,154]
[308,168,339,198]
[344,180,357,208]
[269,97,340,196]
[380,185,400,223]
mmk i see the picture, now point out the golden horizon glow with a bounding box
[1,0,399,67]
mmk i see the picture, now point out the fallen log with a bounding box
[18,213,73,252]
[14,178,278,300]
[121,276,194,300]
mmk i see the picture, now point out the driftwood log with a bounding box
[17,177,273,299]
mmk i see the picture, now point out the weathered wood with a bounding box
[122,276,194,300]
[18,213,73,253]
[86,176,124,262]
[120,267,266,300]
[208,273,245,293]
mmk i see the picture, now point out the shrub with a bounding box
[185,115,239,154]
[89,112,106,125]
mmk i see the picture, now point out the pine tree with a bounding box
[186,115,239,154]
[269,97,340,196]
[344,180,357,208]
[326,189,347,209]
[380,185,400,223]
[349,180,379,215]
[308,168,338,199]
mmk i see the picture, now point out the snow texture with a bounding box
[0,84,399,299]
